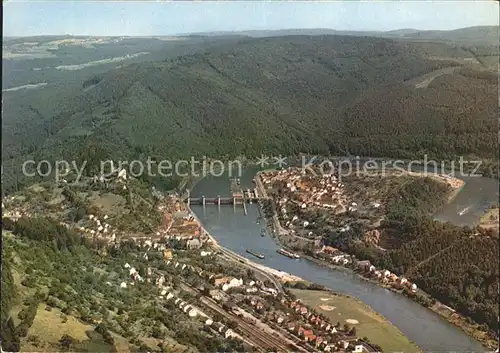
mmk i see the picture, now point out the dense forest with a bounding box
[2,34,498,192]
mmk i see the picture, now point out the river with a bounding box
[190,166,497,351]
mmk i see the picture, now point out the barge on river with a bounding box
[277,248,300,259]
[246,249,265,259]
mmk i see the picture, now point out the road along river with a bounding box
[190,166,497,351]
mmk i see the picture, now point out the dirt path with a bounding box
[405,243,456,277]
[405,66,458,89]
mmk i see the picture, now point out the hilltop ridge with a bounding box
[187,25,499,45]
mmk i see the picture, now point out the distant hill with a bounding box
[401,26,500,45]
[188,26,499,45]
[2,34,498,191]
[190,28,381,38]
[385,29,419,36]
[2,35,247,89]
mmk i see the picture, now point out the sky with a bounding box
[3,1,499,37]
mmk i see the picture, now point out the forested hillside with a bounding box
[2,34,498,192]
[0,176,246,352]
[320,177,499,344]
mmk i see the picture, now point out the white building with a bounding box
[353,345,364,353]
[229,278,243,288]
[224,329,235,339]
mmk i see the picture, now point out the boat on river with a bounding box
[277,248,300,259]
[458,206,471,216]
[246,249,265,259]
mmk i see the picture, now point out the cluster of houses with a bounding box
[214,277,244,292]
[308,249,419,296]
[247,297,266,311]
[260,168,419,299]
[2,201,31,221]
[356,259,418,293]
[148,260,250,342]
[320,246,354,264]
[153,275,242,341]
[91,168,128,190]
[77,214,120,242]
[118,262,146,288]
[115,241,371,352]
[260,167,350,214]
[155,196,211,248]
[245,296,370,353]
[260,168,384,241]
[161,287,239,340]
[3,197,71,230]
[163,258,219,282]
[319,246,417,293]
[162,257,274,297]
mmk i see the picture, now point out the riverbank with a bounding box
[181,168,301,286]
[185,195,422,351]
[299,253,496,349]
[289,288,421,352]
[185,200,301,286]
[479,205,499,230]
[254,172,494,350]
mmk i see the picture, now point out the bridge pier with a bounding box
[242,192,248,215]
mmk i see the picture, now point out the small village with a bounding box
[1,168,383,353]
[318,246,418,294]
[258,167,422,296]
[113,243,381,352]
[108,236,382,353]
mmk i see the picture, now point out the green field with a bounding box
[290,289,421,353]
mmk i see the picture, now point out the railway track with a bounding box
[170,275,289,351]
[158,264,303,352]
[200,296,295,352]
